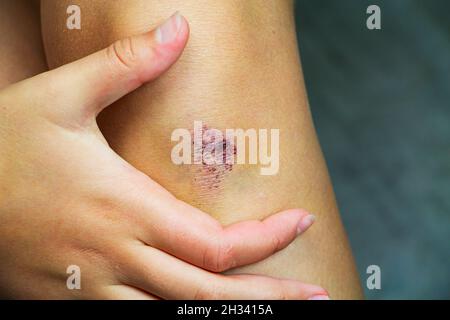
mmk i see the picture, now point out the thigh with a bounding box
[41,0,363,299]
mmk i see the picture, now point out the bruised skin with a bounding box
[172,122,239,206]
[191,124,236,196]
[41,0,363,298]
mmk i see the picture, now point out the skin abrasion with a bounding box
[192,124,237,193]
[170,120,280,197]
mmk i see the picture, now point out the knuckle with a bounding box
[203,237,236,272]
[270,233,282,252]
[217,241,236,271]
[107,37,138,70]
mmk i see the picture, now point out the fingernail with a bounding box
[296,214,316,235]
[156,12,183,44]
[308,294,330,300]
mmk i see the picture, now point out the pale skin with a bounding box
[0,9,329,299]
[40,0,363,299]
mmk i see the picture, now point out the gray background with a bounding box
[295,0,450,299]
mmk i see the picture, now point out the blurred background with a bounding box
[295,0,450,299]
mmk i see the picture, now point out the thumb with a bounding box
[40,12,189,122]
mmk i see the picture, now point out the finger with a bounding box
[120,244,328,300]
[33,12,189,121]
[100,285,159,300]
[135,192,315,272]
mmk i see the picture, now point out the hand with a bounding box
[0,13,327,300]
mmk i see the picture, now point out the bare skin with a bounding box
[0,0,47,88]
[41,0,363,299]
